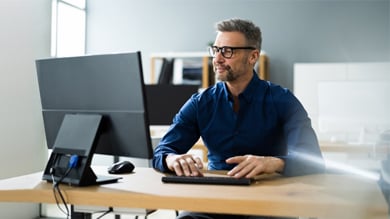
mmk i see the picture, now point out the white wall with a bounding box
[0,0,51,218]
[294,62,390,144]
[294,62,390,176]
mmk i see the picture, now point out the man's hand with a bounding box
[166,154,204,176]
[226,155,285,178]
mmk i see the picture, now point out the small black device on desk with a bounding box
[161,175,254,186]
[108,161,135,174]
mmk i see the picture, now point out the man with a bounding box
[153,18,325,219]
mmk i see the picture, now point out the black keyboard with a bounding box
[161,175,253,186]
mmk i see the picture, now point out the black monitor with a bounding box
[145,84,199,125]
[36,51,153,186]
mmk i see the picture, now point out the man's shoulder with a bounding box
[196,82,225,99]
[262,81,291,97]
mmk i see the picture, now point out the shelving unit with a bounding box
[258,52,269,80]
[150,51,269,88]
[150,52,210,88]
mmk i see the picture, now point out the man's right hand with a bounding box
[166,154,204,176]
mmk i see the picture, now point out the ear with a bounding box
[249,50,260,66]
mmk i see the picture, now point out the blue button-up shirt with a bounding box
[153,72,324,176]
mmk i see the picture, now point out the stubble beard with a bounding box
[215,65,237,82]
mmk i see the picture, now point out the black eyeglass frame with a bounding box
[208,46,257,59]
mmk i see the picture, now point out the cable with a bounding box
[68,155,79,168]
[95,207,114,219]
[50,155,79,219]
[51,168,71,218]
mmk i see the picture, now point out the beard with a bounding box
[214,55,249,82]
[215,65,237,82]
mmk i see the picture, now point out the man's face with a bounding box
[212,31,253,82]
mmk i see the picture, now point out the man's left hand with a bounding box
[226,155,285,178]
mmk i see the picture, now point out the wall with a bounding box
[294,62,390,143]
[294,62,390,175]
[86,0,390,90]
[0,0,51,218]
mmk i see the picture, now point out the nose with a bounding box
[213,55,224,68]
[213,50,224,62]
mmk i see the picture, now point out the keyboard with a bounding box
[161,175,253,186]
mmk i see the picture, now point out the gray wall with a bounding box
[0,0,51,217]
[86,0,390,90]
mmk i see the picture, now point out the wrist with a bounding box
[273,157,285,173]
[165,153,178,172]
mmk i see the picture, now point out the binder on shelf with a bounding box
[158,58,174,85]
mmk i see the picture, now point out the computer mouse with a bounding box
[108,160,135,174]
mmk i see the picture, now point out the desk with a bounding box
[0,167,388,219]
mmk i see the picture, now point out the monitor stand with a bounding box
[42,114,121,186]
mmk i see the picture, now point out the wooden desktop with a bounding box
[0,167,388,219]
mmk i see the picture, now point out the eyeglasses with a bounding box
[208,46,256,59]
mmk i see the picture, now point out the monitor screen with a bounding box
[145,84,199,125]
[36,51,153,186]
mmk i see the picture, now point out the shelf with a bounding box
[150,52,210,88]
[150,51,269,88]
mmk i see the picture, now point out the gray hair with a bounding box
[215,18,262,50]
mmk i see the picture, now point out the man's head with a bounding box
[216,18,262,51]
[211,18,261,83]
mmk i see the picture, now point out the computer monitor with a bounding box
[145,84,199,125]
[36,51,153,186]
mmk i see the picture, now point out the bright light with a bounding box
[295,151,380,181]
[325,159,380,181]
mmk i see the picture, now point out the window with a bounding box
[51,0,86,57]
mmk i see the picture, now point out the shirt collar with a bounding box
[222,70,261,103]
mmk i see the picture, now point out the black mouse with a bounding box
[108,160,135,174]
